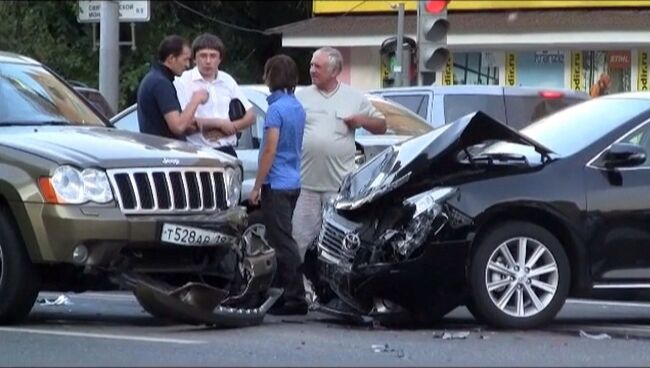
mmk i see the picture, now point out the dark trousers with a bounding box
[261,185,305,303]
[215,145,237,158]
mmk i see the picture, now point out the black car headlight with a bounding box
[381,187,456,258]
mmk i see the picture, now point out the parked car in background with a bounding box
[0,51,279,326]
[308,92,650,329]
[368,85,589,130]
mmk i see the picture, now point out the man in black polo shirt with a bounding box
[137,35,208,140]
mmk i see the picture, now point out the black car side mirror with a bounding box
[603,143,646,168]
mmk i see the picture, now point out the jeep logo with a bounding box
[162,158,180,165]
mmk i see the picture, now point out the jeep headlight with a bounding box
[382,187,456,258]
[223,166,242,208]
[44,166,113,204]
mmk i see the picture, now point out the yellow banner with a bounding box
[571,52,583,91]
[505,53,516,86]
[638,52,648,91]
[313,1,650,14]
[443,55,454,85]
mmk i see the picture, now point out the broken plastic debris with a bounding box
[38,295,73,306]
[579,330,611,340]
[372,344,390,353]
[433,330,470,340]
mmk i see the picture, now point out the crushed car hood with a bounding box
[0,126,238,168]
[339,111,555,207]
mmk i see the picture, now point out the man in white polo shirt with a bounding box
[293,47,386,262]
[174,33,255,157]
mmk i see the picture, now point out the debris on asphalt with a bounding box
[37,294,73,306]
[433,330,470,340]
[372,344,390,353]
[579,330,611,340]
[371,344,406,359]
[480,335,490,340]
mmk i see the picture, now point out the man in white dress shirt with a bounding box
[173,33,255,157]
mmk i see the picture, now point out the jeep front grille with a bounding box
[107,167,227,214]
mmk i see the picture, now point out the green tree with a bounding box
[0,0,312,111]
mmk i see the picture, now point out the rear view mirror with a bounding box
[603,143,646,168]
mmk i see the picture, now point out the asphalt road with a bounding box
[2,292,650,366]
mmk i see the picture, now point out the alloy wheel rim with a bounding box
[484,236,559,318]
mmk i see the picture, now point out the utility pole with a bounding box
[394,3,405,87]
[99,0,120,113]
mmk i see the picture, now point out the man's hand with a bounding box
[217,119,237,136]
[249,186,261,206]
[191,89,209,105]
[343,114,365,129]
[186,120,199,134]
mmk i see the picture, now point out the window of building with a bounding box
[452,52,499,85]
[516,51,565,88]
[582,50,631,95]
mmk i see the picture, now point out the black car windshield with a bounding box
[0,63,105,126]
[519,98,650,156]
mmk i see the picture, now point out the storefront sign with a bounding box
[571,52,583,91]
[443,55,454,85]
[313,1,650,14]
[639,52,648,91]
[534,51,564,64]
[608,51,631,69]
[506,53,517,86]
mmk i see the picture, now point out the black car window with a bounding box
[522,98,650,156]
[0,63,104,126]
[505,96,585,130]
[236,101,264,150]
[382,94,429,120]
[620,122,650,166]
[444,94,506,124]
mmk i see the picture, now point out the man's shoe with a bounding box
[268,301,308,316]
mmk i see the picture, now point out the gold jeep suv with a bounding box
[0,51,279,326]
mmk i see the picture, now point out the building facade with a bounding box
[268,0,650,93]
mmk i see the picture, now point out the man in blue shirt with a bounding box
[250,55,307,315]
[137,35,207,140]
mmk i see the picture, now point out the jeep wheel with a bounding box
[0,210,40,324]
[469,221,570,329]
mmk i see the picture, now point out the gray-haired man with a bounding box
[292,47,386,262]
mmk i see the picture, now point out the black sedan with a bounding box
[306,93,650,329]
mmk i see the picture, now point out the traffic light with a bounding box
[417,0,450,74]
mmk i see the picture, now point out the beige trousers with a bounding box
[291,189,338,262]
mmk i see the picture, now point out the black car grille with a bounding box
[317,215,359,266]
[107,167,227,214]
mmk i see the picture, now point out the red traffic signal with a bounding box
[424,0,450,14]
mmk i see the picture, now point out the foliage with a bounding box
[0,0,312,111]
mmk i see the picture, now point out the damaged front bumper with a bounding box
[114,214,283,327]
[313,204,470,323]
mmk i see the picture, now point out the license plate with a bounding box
[160,223,235,246]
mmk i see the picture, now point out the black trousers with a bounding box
[215,145,237,158]
[261,185,305,303]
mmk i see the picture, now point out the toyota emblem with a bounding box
[342,232,361,252]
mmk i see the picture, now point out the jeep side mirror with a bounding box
[603,143,646,168]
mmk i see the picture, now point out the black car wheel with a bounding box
[0,211,40,324]
[469,221,570,329]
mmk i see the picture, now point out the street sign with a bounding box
[77,0,150,23]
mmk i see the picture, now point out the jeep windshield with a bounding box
[0,62,105,126]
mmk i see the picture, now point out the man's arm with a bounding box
[345,115,386,134]
[163,90,208,137]
[196,107,255,135]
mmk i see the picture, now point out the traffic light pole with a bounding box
[395,3,405,87]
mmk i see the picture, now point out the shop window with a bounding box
[452,52,499,85]
[515,51,565,88]
[582,51,631,94]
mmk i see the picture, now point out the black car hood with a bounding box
[338,111,554,209]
